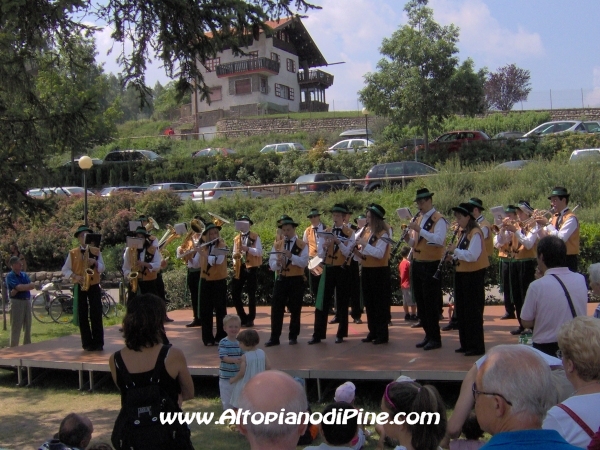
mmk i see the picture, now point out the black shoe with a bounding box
[411,321,423,329]
[328,317,339,324]
[410,314,418,321]
[373,339,388,345]
[423,341,442,351]
[308,338,322,345]
[404,313,411,321]
[204,341,215,346]
[289,339,298,345]
[265,340,280,347]
[244,321,254,327]
[353,319,363,324]
[388,321,393,326]
[465,349,485,356]
[455,347,466,353]
[186,319,201,327]
[335,337,344,344]
[500,313,516,320]
[510,327,524,335]
[118,327,123,333]
[442,324,457,331]
[164,317,174,322]
[361,336,374,343]
[416,338,430,348]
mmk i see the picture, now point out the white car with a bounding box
[259,143,306,153]
[326,138,375,155]
[191,181,261,202]
[148,183,198,200]
[523,121,588,138]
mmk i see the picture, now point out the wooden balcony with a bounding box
[216,57,280,78]
[298,70,334,88]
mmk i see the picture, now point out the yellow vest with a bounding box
[69,247,101,285]
[478,218,494,257]
[455,228,490,273]
[362,229,390,268]
[498,232,518,259]
[323,226,354,266]
[201,239,228,281]
[234,232,262,268]
[275,238,306,277]
[128,246,159,281]
[305,226,319,257]
[552,211,580,255]
[515,224,537,260]
[413,212,445,261]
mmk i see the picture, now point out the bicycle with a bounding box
[101,289,121,318]
[31,280,74,324]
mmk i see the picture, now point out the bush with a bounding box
[133,190,182,226]
[162,267,189,308]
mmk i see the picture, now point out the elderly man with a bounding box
[7,256,34,347]
[475,345,578,450]
[520,236,588,357]
[238,370,308,450]
[39,413,94,450]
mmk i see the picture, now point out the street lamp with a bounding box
[362,107,369,146]
[78,156,93,226]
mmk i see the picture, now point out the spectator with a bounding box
[399,246,417,321]
[588,263,600,318]
[380,378,446,450]
[543,316,600,447]
[238,370,308,450]
[295,377,320,446]
[474,345,578,450]
[219,314,243,411]
[230,329,270,408]
[39,413,94,450]
[333,381,367,450]
[449,412,485,450]
[520,236,588,357]
[7,255,34,347]
[305,402,358,450]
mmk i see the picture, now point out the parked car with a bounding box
[326,138,375,155]
[569,148,600,163]
[259,143,306,153]
[339,128,372,138]
[148,183,198,200]
[52,186,86,196]
[103,149,163,163]
[584,121,600,133]
[492,131,525,140]
[62,157,103,167]
[494,160,532,170]
[191,148,236,158]
[424,130,490,152]
[191,181,261,202]
[522,121,588,138]
[289,173,362,193]
[363,161,437,192]
[26,188,55,199]
[100,186,147,196]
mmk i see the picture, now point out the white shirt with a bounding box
[353,226,367,262]
[361,230,390,259]
[544,207,578,243]
[516,224,539,250]
[543,393,600,448]
[268,236,309,271]
[317,224,355,259]
[302,223,325,244]
[204,241,225,267]
[520,267,588,343]
[232,233,263,258]
[62,247,106,279]
[122,247,162,277]
[407,207,447,247]
[493,229,514,248]
[177,246,201,269]
[454,232,482,262]
[475,215,490,239]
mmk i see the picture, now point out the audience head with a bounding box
[237,329,260,348]
[223,314,241,327]
[58,413,93,449]
[462,411,484,441]
[558,316,600,383]
[400,246,411,258]
[381,380,446,450]
[589,263,600,296]
[320,402,358,446]
[238,370,308,450]
[122,293,165,351]
[475,345,556,435]
[334,381,356,404]
[536,236,567,270]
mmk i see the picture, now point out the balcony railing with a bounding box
[216,57,280,77]
[298,70,334,88]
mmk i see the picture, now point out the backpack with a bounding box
[557,403,600,450]
[111,345,194,450]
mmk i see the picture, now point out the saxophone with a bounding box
[81,245,94,292]
[128,247,139,293]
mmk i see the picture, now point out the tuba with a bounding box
[128,247,139,293]
[177,219,204,261]
[81,245,93,292]
[145,217,159,232]
[158,224,180,260]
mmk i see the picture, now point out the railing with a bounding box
[216,57,280,77]
[298,69,334,87]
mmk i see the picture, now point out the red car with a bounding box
[425,130,490,152]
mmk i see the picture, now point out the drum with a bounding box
[308,256,323,276]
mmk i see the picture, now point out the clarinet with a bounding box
[433,225,460,280]
[391,212,421,258]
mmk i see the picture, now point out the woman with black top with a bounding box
[447,203,490,357]
[109,294,194,449]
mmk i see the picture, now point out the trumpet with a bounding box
[433,222,460,280]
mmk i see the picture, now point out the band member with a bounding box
[354,203,392,345]
[348,214,367,325]
[178,218,204,328]
[503,201,539,335]
[309,204,355,344]
[197,223,228,346]
[468,198,493,259]
[493,205,519,320]
[537,187,579,272]
[447,203,489,356]
[403,189,447,351]
[266,217,309,347]
[231,214,263,327]
[303,208,325,300]
[122,227,162,300]
[62,225,105,351]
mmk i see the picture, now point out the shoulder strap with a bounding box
[114,350,135,388]
[557,404,594,437]
[550,274,577,318]
[151,344,172,383]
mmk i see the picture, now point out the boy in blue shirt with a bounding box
[219,314,243,410]
[7,256,34,347]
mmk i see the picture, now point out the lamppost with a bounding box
[362,107,369,146]
[78,156,93,226]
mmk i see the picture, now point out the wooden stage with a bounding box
[2,304,595,390]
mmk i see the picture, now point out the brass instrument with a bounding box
[346,223,368,265]
[209,212,230,227]
[145,217,159,232]
[128,247,139,293]
[177,219,204,261]
[433,222,460,280]
[392,212,421,257]
[81,245,93,292]
[158,224,181,260]
[233,252,242,279]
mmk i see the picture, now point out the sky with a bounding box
[93,0,600,111]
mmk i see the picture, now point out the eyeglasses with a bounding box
[472,382,513,406]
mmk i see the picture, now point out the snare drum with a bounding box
[308,256,323,276]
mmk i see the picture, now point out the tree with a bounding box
[485,64,532,111]
[451,59,487,116]
[153,81,192,120]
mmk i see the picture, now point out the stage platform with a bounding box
[1,304,595,390]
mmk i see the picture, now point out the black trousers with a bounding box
[455,268,486,353]
[231,266,258,323]
[200,278,227,345]
[533,341,560,358]
[270,275,304,342]
[566,255,578,273]
[187,269,201,320]
[361,266,391,342]
[501,260,519,316]
[308,270,321,299]
[78,284,103,349]
[313,266,351,339]
[412,260,442,343]
[156,271,166,301]
[514,259,536,323]
[349,259,363,320]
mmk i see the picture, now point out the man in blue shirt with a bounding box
[6,255,34,347]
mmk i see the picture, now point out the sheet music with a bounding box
[396,207,413,220]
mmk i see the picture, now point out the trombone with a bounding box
[209,212,230,227]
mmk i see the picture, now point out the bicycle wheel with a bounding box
[50,295,74,324]
[31,293,54,323]
[101,292,119,318]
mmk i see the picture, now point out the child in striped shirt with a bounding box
[219,314,243,410]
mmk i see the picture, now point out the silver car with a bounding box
[523,121,588,137]
[148,183,198,200]
[326,138,375,155]
[191,181,261,202]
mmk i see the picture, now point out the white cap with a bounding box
[334,381,356,403]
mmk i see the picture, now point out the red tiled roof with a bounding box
[204,16,293,38]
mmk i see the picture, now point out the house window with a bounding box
[286,58,296,73]
[275,83,294,100]
[276,30,290,43]
[235,78,252,95]
[260,77,268,94]
[205,57,220,72]
[248,51,258,59]
[271,52,280,62]
[209,86,222,102]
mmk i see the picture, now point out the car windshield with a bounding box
[148,185,163,190]
[571,150,600,162]
[584,122,600,132]
[139,150,161,160]
[100,188,114,195]
[199,182,217,189]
